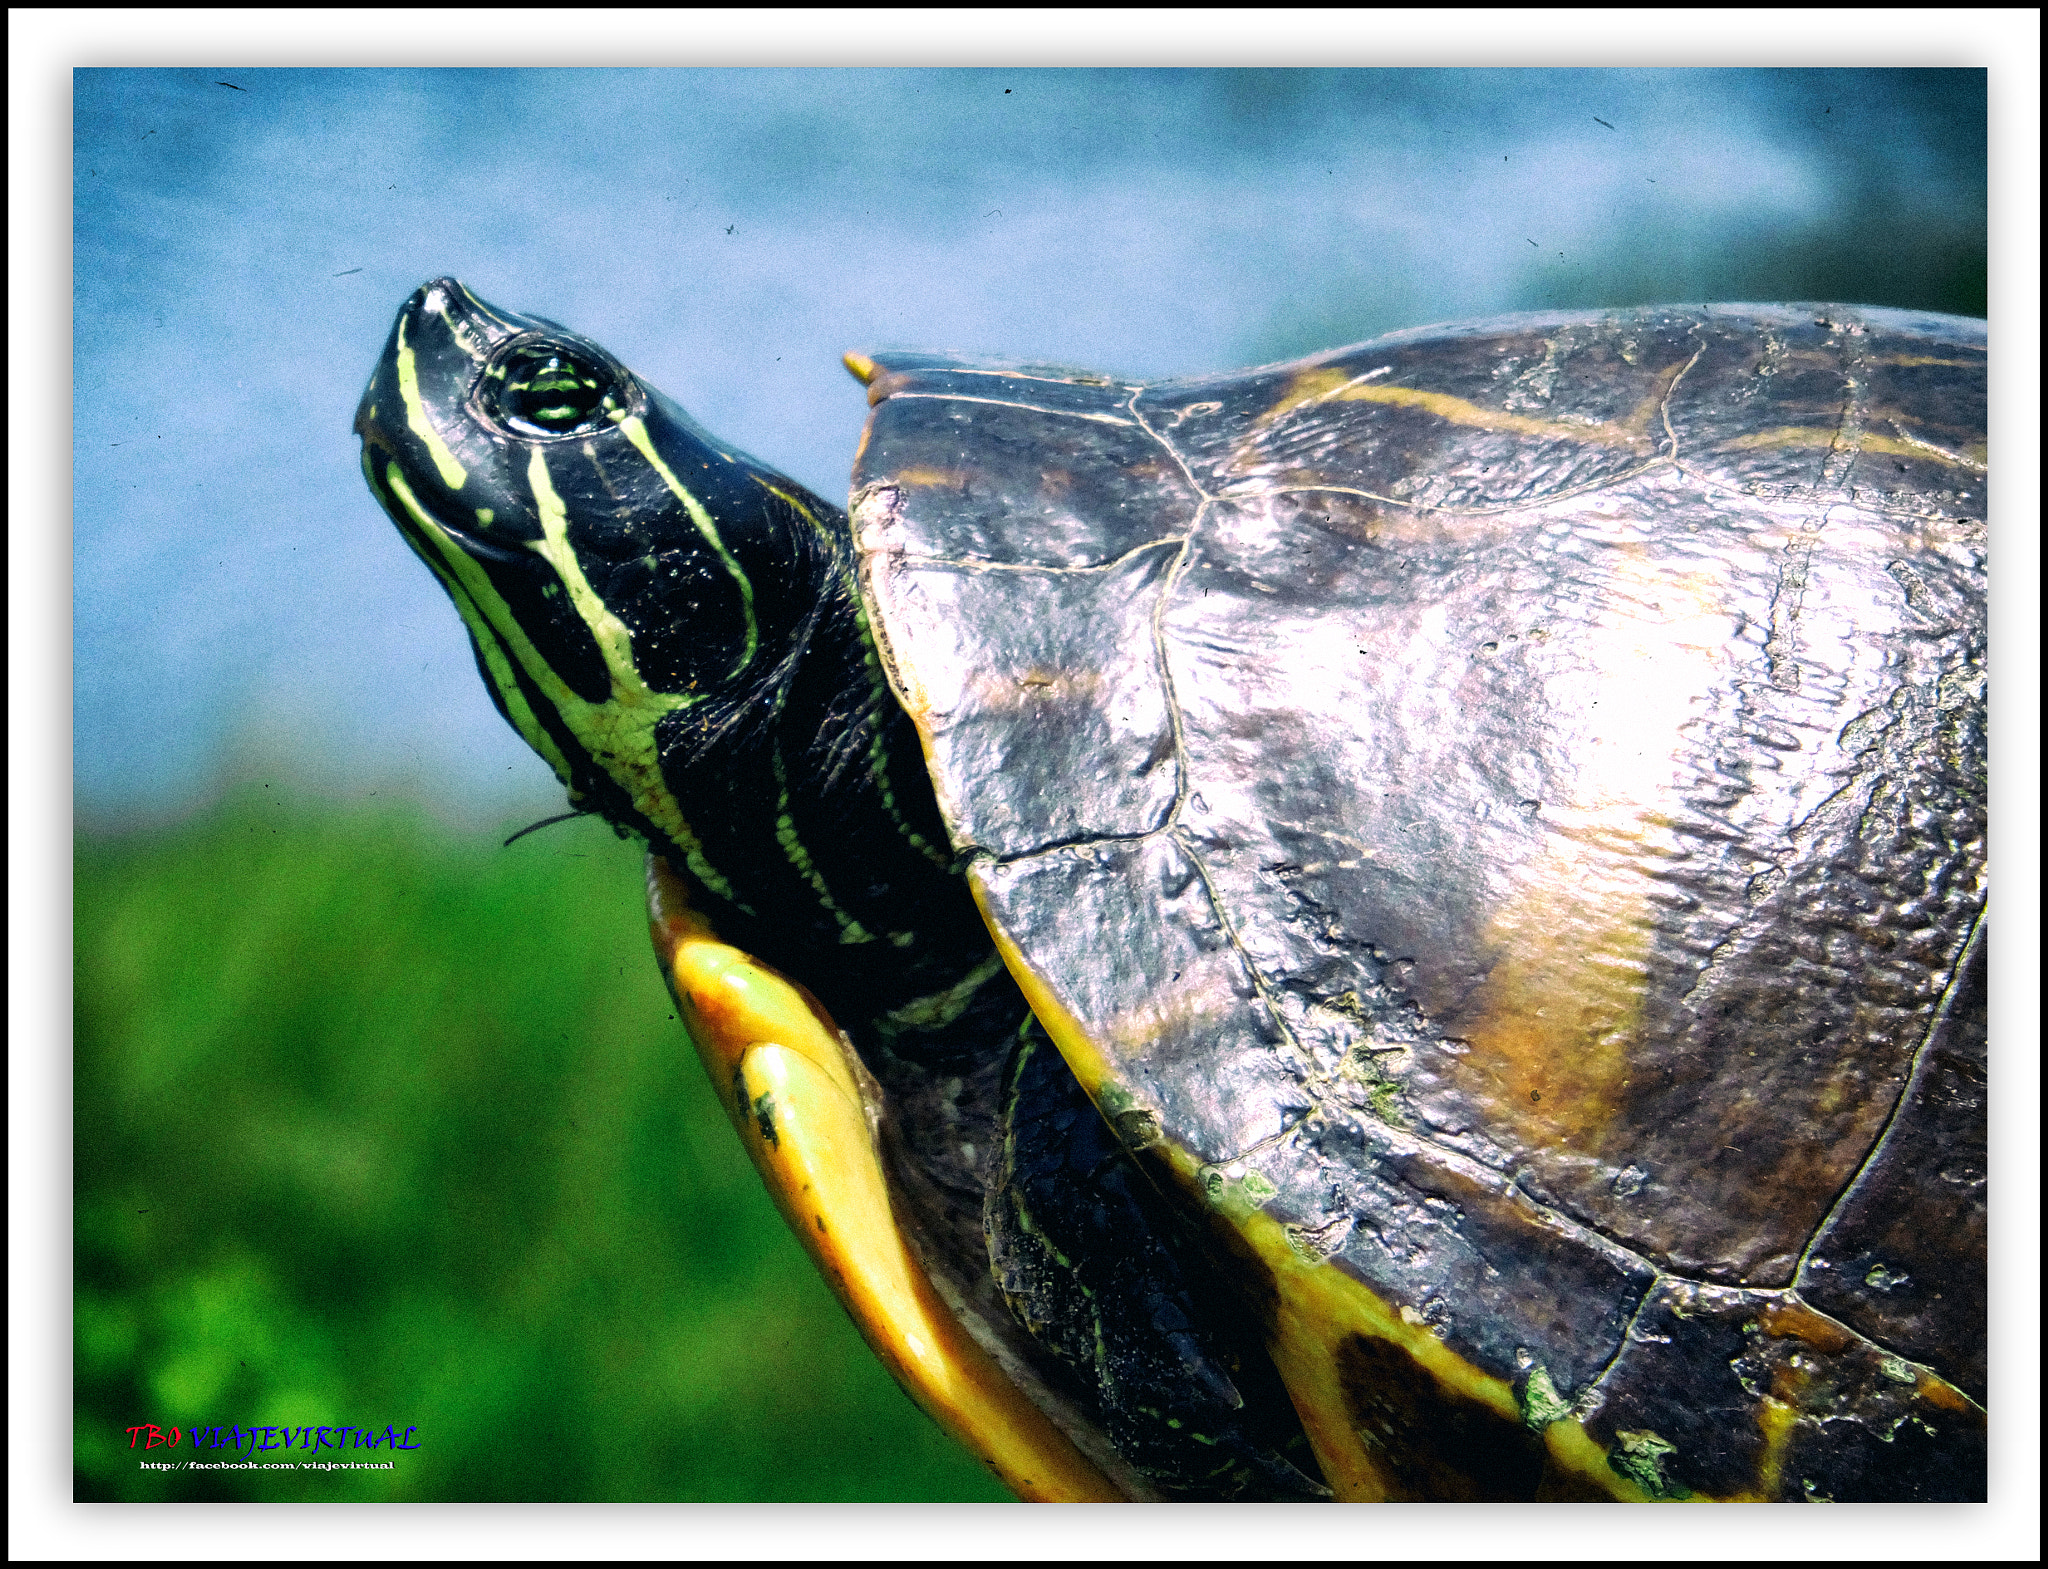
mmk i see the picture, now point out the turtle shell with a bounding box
[846,305,1987,1502]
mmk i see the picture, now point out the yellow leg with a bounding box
[646,855,1123,1502]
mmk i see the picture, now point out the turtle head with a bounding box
[355,277,845,851]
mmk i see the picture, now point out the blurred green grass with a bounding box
[73,790,1010,1501]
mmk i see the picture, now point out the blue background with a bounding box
[73,66,1986,830]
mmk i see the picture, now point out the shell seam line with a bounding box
[1373,1093,1967,1307]
[1166,824,1341,1122]
[1214,461,1677,519]
[874,536,1188,576]
[964,828,1174,868]
[1123,382,1207,851]
[1209,481,1614,517]
[1656,336,1709,463]
[1129,382,1338,1112]
[1302,1110,1670,1284]
[1884,423,1986,473]
[1663,458,1985,524]
[1792,904,1986,1280]
[879,391,1138,427]
[1819,350,1872,497]
[1495,1164,1662,1278]
[1580,1278,1983,1418]
[1125,386,1214,507]
[1666,321,1975,521]
[1495,1160,1765,1293]
[1245,1022,1911,1307]
[1579,1271,1668,1410]
[1669,321,1960,522]
[1215,1105,1322,1173]
[880,365,1132,390]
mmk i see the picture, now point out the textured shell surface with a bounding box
[848,304,1987,1501]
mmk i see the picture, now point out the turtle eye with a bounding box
[482,339,628,439]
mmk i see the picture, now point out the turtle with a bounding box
[355,280,1987,1502]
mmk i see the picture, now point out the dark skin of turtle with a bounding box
[849,305,1985,1501]
[988,1022,1326,1496]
